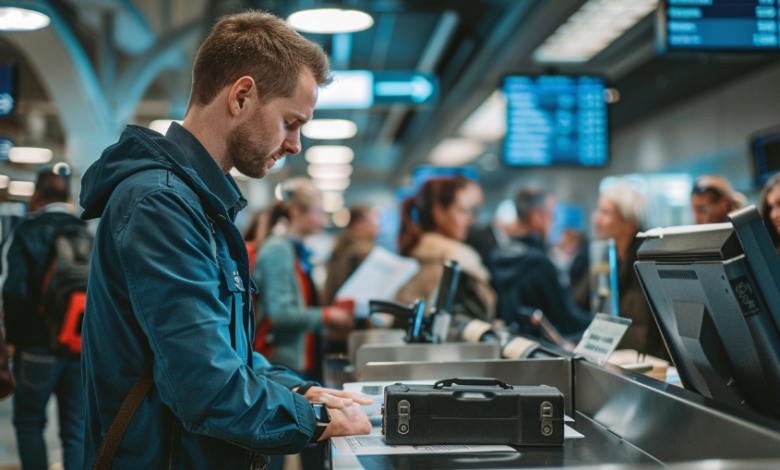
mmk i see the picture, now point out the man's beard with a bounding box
[226,119,279,179]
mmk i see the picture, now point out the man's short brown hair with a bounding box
[190,11,331,109]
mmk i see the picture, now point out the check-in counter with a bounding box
[330,357,780,469]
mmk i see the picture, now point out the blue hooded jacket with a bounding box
[79,123,316,469]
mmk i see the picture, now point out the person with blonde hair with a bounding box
[691,174,747,224]
[760,173,780,255]
[254,178,354,379]
[576,185,669,360]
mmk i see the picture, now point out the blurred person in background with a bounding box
[575,186,670,361]
[490,187,591,337]
[1,170,85,470]
[760,173,780,255]
[243,209,271,270]
[690,174,746,224]
[323,205,380,305]
[254,178,354,381]
[395,176,496,323]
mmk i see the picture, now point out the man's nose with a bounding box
[284,132,302,155]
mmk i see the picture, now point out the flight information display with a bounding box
[503,76,608,167]
[661,0,780,51]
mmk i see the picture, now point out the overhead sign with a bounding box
[0,138,13,161]
[0,63,13,117]
[316,70,438,109]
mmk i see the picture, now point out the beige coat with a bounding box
[395,233,496,321]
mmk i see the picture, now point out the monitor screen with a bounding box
[503,76,608,167]
[635,207,780,420]
[659,0,780,52]
[751,127,780,186]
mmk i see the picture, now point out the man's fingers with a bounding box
[319,394,353,409]
[321,389,375,405]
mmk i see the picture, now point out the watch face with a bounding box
[313,403,331,424]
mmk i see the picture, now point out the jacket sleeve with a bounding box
[117,189,316,454]
[254,240,323,332]
[251,351,308,389]
[1,227,30,344]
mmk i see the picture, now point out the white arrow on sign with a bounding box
[374,75,434,103]
[0,93,13,115]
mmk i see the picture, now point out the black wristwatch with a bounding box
[310,403,331,443]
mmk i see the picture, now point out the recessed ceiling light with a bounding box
[302,119,358,140]
[312,177,350,191]
[8,181,35,197]
[287,8,374,34]
[8,147,52,164]
[533,0,658,63]
[0,7,51,32]
[305,145,354,165]
[322,192,345,213]
[307,164,353,179]
[332,207,351,227]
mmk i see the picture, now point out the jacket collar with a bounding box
[165,122,246,220]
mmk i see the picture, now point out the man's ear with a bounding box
[228,76,256,117]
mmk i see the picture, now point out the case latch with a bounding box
[540,401,553,436]
[398,400,410,434]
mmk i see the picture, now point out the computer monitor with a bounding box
[750,126,780,186]
[635,206,780,420]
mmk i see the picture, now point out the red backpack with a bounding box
[246,241,275,359]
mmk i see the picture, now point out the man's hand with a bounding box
[319,403,372,441]
[324,307,354,329]
[300,386,373,409]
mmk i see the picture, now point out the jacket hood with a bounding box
[79,125,229,220]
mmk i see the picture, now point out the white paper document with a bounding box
[334,246,419,319]
[331,429,517,456]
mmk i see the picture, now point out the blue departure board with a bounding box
[503,76,608,167]
[661,0,780,51]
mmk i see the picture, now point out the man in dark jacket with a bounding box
[492,187,592,337]
[80,12,370,470]
[2,170,85,470]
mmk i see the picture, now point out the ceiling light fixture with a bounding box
[458,91,507,141]
[302,119,358,140]
[0,6,51,31]
[305,145,354,165]
[322,191,345,213]
[312,177,350,191]
[307,164,353,179]
[533,0,658,63]
[428,138,485,167]
[8,180,35,197]
[287,8,374,34]
[149,119,183,135]
[8,147,52,164]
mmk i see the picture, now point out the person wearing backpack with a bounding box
[1,169,88,470]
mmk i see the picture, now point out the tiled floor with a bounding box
[0,394,63,470]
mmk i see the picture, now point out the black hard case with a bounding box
[382,378,564,446]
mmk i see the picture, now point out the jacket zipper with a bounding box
[168,415,179,470]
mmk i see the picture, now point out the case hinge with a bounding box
[540,401,553,436]
[398,400,410,434]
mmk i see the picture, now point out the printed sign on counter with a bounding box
[574,314,632,366]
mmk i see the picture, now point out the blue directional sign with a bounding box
[316,70,438,109]
[373,72,438,106]
[0,63,14,117]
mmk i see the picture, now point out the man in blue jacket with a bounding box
[79,11,371,469]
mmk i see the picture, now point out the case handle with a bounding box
[433,377,513,389]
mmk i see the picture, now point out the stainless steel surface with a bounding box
[347,329,406,366]
[355,342,500,377]
[575,359,780,462]
[359,357,573,416]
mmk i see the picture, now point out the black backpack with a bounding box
[40,224,93,356]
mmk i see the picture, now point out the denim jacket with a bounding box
[79,124,316,469]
